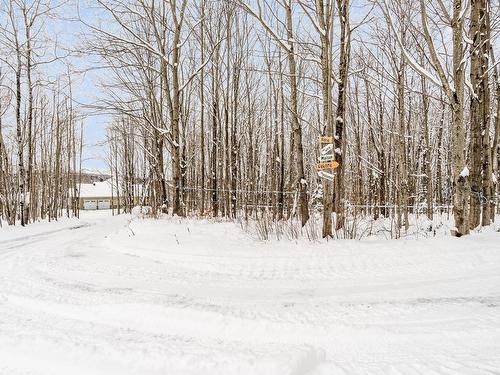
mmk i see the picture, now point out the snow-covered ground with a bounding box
[1,211,499,374]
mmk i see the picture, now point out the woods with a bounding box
[0,0,83,226]
[0,0,499,239]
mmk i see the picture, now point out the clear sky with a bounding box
[49,1,111,172]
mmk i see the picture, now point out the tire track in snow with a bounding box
[1,214,500,374]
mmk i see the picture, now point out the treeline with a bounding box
[97,0,499,238]
[0,0,82,226]
[1,0,499,239]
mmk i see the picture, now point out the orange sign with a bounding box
[316,161,339,170]
[319,136,334,143]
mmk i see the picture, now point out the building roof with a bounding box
[76,179,144,198]
[78,180,115,198]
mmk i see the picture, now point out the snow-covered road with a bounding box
[1,212,499,374]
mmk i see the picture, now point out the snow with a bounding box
[77,180,143,198]
[1,211,500,374]
[78,180,115,197]
[460,166,470,177]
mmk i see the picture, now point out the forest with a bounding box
[0,0,498,239]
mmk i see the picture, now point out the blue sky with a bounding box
[60,0,370,172]
[47,1,111,171]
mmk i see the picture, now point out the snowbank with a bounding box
[1,212,499,374]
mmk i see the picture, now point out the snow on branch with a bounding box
[379,0,445,90]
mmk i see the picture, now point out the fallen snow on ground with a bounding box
[1,211,499,374]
